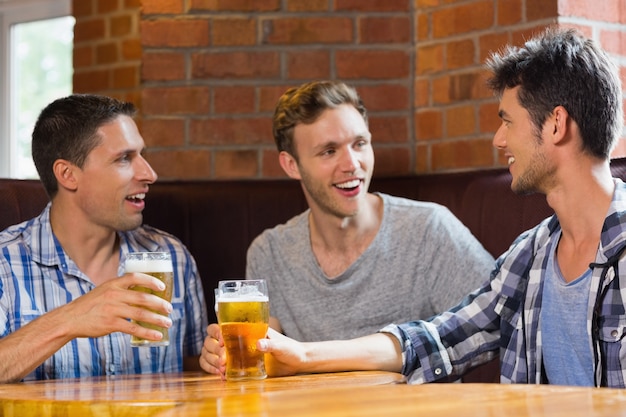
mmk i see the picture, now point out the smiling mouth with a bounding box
[335,179,361,191]
[126,193,146,203]
[508,156,515,165]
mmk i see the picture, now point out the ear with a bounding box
[549,105,570,145]
[278,151,302,180]
[52,159,79,192]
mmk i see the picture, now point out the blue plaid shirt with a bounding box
[383,179,626,387]
[0,203,208,381]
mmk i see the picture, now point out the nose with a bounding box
[340,147,359,173]
[492,123,506,149]
[136,154,158,184]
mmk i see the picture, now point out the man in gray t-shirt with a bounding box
[200,81,493,377]
[247,193,494,342]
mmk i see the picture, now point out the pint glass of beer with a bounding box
[124,252,174,347]
[217,279,269,381]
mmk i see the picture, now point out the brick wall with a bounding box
[72,0,626,180]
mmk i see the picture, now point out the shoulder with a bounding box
[250,210,309,246]
[377,192,458,224]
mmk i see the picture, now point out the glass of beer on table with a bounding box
[216,279,269,381]
[124,252,173,347]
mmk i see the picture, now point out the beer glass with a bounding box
[124,252,173,347]
[217,279,269,381]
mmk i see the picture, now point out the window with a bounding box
[0,0,73,179]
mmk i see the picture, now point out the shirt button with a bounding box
[434,368,442,375]
[404,340,410,348]
[611,329,619,338]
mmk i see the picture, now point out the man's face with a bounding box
[288,104,374,219]
[73,115,157,232]
[493,87,554,195]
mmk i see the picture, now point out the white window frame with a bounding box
[0,0,71,178]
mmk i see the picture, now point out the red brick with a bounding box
[122,39,143,60]
[447,39,475,70]
[599,29,626,57]
[527,0,559,21]
[125,0,142,7]
[96,42,118,65]
[141,20,210,47]
[479,32,510,63]
[359,16,411,44]
[111,15,134,37]
[372,147,411,176]
[141,87,211,115]
[414,78,430,108]
[72,0,93,18]
[415,109,443,141]
[74,19,106,42]
[336,50,409,79]
[263,17,353,44]
[98,0,119,13]
[416,44,444,75]
[446,105,476,137]
[259,85,292,112]
[189,0,280,12]
[431,139,494,171]
[432,75,451,105]
[141,0,185,14]
[146,150,212,180]
[369,116,409,144]
[287,51,331,80]
[73,45,94,68]
[192,52,280,79]
[73,70,110,93]
[142,52,185,81]
[287,0,328,12]
[416,12,429,41]
[335,0,410,12]
[432,0,494,38]
[415,143,428,174]
[212,18,256,46]
[479,101,500,134]
[190,118,273,145]
[357,84,410,112]
[141,118,186,147]
[214,150,259,179]
[497,0,523,25]
[112,66,139,89]
[214,86,256,114]
[262,149,287,177]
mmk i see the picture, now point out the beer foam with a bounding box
[125,258,173,273]
[218,295,269,303]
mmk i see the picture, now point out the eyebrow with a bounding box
[498,109,509,119]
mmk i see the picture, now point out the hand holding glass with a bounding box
[217,279,269,381]
[124,252,173,347]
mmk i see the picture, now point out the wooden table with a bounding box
[0,371,404,417]
[157,382,626,417]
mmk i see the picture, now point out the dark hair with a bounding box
[486,27,623,158]
[273,80,368,159]
[31,94,137,197]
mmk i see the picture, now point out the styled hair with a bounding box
[31,94,137,198]
[486,27,623,158]
[272,80,368,159]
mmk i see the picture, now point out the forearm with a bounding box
[298,333,403,374]
[0,307,73,382]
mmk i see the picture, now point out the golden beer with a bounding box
[125,253,174,347]
[217,280,269,381]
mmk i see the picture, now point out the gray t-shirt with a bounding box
[246,193,494,342]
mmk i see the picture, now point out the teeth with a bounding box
[508,157,515,165]
[127,193,145,200]
[336,179,360,189]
